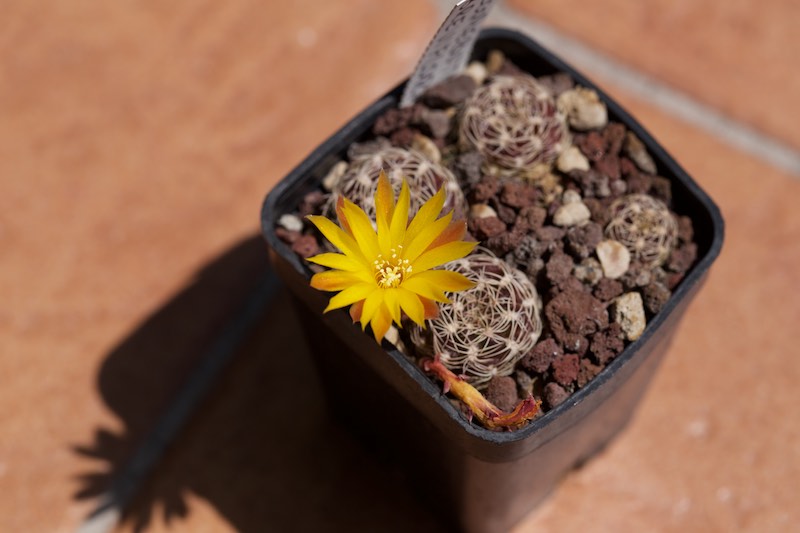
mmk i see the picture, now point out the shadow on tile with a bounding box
[72,234,445,532]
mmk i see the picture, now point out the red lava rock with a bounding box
[389,127,417,148]
[552,353,580,385]
[472,175,500,202]
[372,104,422,135]
[590,323,625,365]
[516,205,547,232]
[544,382,570,409]
[594,153,621,181]
[626,171,653,195]
[275,227,300,244]
[666,272,685,290]
[501,181,538,208]
[620,262,652,290]
[568,169,610,198]
[609,178,627,197]
[494,202,518,225]
[520,338,563,374]
[642,282,671,315]
[347,138,391,160]
[420,74,477,108]
[561,333,589,357]
[575,131,606,161]
[602,123,626,156]
[583,197,611,226]
[536,225,567,253]
[485,375,519,413]
[486,228,525,255]
[593,278,624,302]
[472,216,506,239]
[577,358,602,388]
[291,234,319,258]
[545,250,574,287]
[510,235,545,265]
[566,222,602,259]
[545,288,609,345]
[667,242,698,273]
[620,157,639,178]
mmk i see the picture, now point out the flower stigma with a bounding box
[373,246,412,288]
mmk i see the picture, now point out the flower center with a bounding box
[373,247,412,289]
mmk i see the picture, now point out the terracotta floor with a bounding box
[1,1,798,532]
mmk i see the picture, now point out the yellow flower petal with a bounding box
[426,219,467,250]
[403,186,445,249]
[370,303,392,342]
[413,241,477,272]
[399,276,450,303]
[360,288,384,330]
[397,288,425,327]
[405,210,453,262]
[383,288,402,325]
[310,270,368,292]
[307,215,366,265]
[375,170,395,229]
[341,199,381,261]
[389,179,410,246]
[409,269,476,292]
[420,297,439,320]
[323,283,376,313]
[307,252,363,272]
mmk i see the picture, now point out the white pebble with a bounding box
[562,189,582,204]
[321,161,348,191]
[596,239,631,279]
[469,203,497,219]
[463,61,488,85]
[613,292,646,341]
[278,214,303,232]
[553,201,590,227]
[557,146,590,173]
[557,87,608,131]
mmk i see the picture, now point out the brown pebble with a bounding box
[472,175,499,202]
[516,205,547,232]
[566,222,603,259]
[590,323,625,365]
[642,282,671,315]
[472,216,506,239]
[545,288,609,345]
[650,176,673,205]
[485,375,519,413]
[666,242,698,273]
[552,354,580,386]
[594,278,624,302]
[520,338,563,374]
[577,358,602,388]
[544,382,570,409]
[291,234,319,258]
[420,74,477,108]
[545,250,574,287]
[501,181,537,208]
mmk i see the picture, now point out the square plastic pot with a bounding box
[260,28,724,533]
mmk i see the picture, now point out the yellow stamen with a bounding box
[373,247,412,288]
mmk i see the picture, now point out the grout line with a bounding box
[430,0,800,177]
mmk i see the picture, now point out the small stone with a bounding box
[537,72,575,96]
[557,146,590,173]
[553,201,591,227]
[544,382,569,408]
[583,198,611,227]
[593,277,624,302]
[469,203,497,219]
[420,74,477,108]
[642,282,671,315]
[557,87,608,131]
[373,104,421,136]
[291,234,319,258]
[472,175,500,202]
[561,333,589,356]
[275,226,300,244]
[321,161,348,191]
[577,359,602,388]
[650,176,673,204]
[594,153,621,181]
[612,292,647,341]
[620,263,652,290]
[574,258,604,286]
[278,213,303,232]
[545,288,609,344]
[603,123,627,156]
[485,50,505,74]
[596,239,631,279]
[347,137,391,160]
[472,216,506,239]
[463,61,488,85]
[485,375,519,413]
[486,228,525,256]
[515,370,535,397]
[666,242,698,273]
[566,222,603,259]
[575,131,606,161]
[590,323,625,364]
[411,133,441,163]
[299,190,326,217]
[545,250,575,287]
[624,131,657,175]
[516,206,547,232]
[562,189,582,204]
[453,151,484,186]
[677,215,694,243]
[501,181,537,208]
[389,127,417,147]
[495,203,517,224]
[520,338,563,373]
[419,109,452,140]
[552,354,580,386]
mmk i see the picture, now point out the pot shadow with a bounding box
[73,234,445,532]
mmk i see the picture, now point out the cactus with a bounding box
[460,75,569,174]
[411,252,543,390]
[327,146,466,220]
[605,194,677,268]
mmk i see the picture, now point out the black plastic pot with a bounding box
[261,28,724,533]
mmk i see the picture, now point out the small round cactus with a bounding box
[605,194,677,267]
[460,75,569,173]
[411,252,543,390]
[329,147,466,219]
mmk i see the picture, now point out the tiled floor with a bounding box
[1,1,798,532]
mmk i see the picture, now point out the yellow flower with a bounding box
[306,170,477,343]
